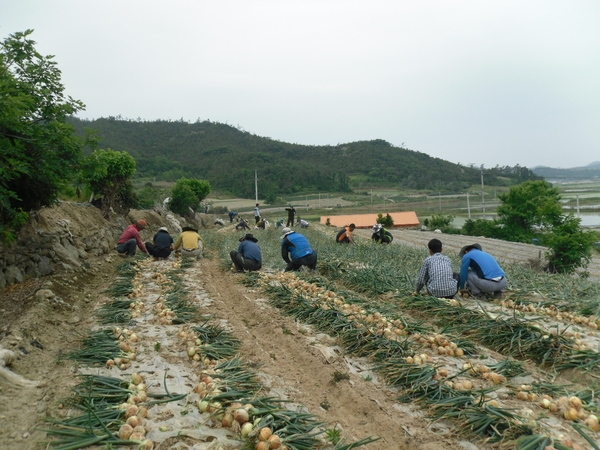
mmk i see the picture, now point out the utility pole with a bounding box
[438,192,441,211]
[467,192,471,219]
[254,170,258,203]
[481,166,486,220]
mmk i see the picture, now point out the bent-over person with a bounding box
[174,225,205,260]
[415,238,459,299]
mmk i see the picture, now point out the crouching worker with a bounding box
[145,227,174,260]
[459,243,507,299]
[281,228,317,272]
[415,238,459,299]
[230,234,262,272]
[371,224,393,244]
[174,225,205,259]
[117,220,150,257]
[235,218,250,231]
[336,223,356,244]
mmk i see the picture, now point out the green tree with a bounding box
[81,149,137,218]
[496,180,562,242]
[461,218,504,239]
[376,213,394,228]
[0,30,85,242]
[544,215,597,274]
[168,178,211,216]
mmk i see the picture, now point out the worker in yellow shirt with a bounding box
[174,225,205,259]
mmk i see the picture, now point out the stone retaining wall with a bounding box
[0,202,208,289]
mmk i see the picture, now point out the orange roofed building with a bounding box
[320,212,420,229]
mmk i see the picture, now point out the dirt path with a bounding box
[1,253,471,450]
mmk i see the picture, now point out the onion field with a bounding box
[47,224,600,450]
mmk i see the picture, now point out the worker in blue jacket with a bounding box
[280,228,317,272]
[459,243,507,299]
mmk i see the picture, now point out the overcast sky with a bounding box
[2,1,599,169]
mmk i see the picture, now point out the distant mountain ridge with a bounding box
[69,117,541,198]
[532,161,600,180]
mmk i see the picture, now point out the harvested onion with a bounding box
[258,427,272,441]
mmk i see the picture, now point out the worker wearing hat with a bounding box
[281,227,317,272]
[116,219,149,257]
[145,226,174,260]
[230,233,262,272]
[174,225,205,260]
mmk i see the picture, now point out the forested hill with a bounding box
[69,117,540,198]
[532,162,600,181]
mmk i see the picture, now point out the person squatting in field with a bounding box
[459,243,507,299]
[336,223,356,244]
[174,225,205,260]
[371,224,393,244]
[235,218,251,231]
[145,226,174,260]
[281,227,317,272]
[116,219,150,256]
[415,238,459,299]
[230,233,262,272]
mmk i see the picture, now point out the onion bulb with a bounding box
[222,412,233,428]
[125,405,138,418]
[268,435,282,449]
[585,414,600,432]
[118,424,133,439]
[131,373,143,385]
[563,407,578,421]
[130,431,145,441]
[568,396,583,410]
[126,415,140,428]
[140,440,154,450]
[258,427,272,441]
[241,422,253,437]
[198,400,209,413]
[233,408,250,424]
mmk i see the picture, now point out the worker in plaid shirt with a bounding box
[415,238,459,299]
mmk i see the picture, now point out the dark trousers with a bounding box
[287,215,294,227]
[117,239,138,256]
[230,251,261,271]
[285,251,318,272]
[146,242,172,258]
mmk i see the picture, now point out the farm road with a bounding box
[354,228,600,280]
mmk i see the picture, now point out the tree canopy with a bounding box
[496,180,562,241]
[168,178,211,217]
[0,30,84,242]
[80,148,137,218]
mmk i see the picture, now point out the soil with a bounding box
[1,206,598,450]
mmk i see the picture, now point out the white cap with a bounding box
[158,226,168,232]
[281,227,292,238]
